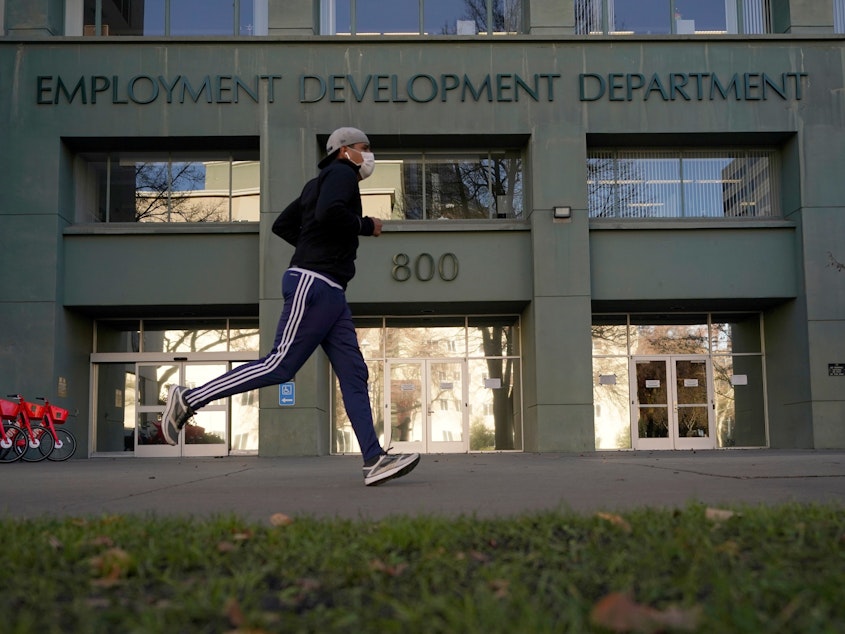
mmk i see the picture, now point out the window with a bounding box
[575,0,772,35]
[321,0,523,35]
[95,318,259,353]
[332,316,522,454]
[73,148,260,223]
[587,149,779,219]
[836,0,845,34]
[364,151,523,220]
[592,313,766,449]
[78,0,268,36]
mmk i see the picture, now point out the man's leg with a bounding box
[161,270,340,444]
[322,303,420,486]
[186,270,332,409]
[321,307,383,462]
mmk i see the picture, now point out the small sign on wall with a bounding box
[829,364,845,377]
[279,382,295,406]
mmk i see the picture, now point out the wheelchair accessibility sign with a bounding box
[279,382,295,406]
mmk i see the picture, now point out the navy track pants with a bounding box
[182,268,383,462]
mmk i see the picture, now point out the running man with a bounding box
[161,127,420,486]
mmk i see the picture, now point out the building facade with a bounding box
[1,0,844,459]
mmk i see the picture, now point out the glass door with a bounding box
[136,363,179,457]
[428,361,465,453]
[183,363,229,457]
[135,362,228,457]
[631,356,714,450]
[386,360,467,453]
[672,357,713,450]
[387,361,424,454]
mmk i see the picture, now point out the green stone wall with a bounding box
[2,13,844,454]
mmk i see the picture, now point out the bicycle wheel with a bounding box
[22,426,54,462]
[47,428,77,461]
[0,424,25,463]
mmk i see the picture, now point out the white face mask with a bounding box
[346,148,376,180]
[357,151,376,180]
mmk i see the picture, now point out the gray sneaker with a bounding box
[161,385,194,446]
[363,452,420,486]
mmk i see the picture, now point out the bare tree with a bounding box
[481,326,516,449]
[134,161,227,222]
[587,156,646,218]
[461,0,522,32]
[398,155,522,220]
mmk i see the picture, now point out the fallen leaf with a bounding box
[224,597,244,627]
[590,592,700,633]
[489,579,510,599]
[270,513,293,527]
[705,508,736,522]
[89,548,133,587]
[469,550,490,562]
[46,534,63,550]
[217,540,237,553]
[597,512,633,533]
[369,559,408,577]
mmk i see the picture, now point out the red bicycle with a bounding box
[0,399,27,463]
[3,394,54,462]
[32,397,77,461]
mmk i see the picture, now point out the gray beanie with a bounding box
[318,127,370,168]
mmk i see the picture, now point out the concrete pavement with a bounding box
[2,450,844,523]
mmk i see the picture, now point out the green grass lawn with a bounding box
[2,503,843,633]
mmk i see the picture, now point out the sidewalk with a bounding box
[2,450,844,523]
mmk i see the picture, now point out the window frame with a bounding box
[367,149,525,222]
[69,0,269,37]
[835,0,845,34]
[575,0,772,36]
[320,0,524,36]
[586,147,781,220]
[71,143,260,225]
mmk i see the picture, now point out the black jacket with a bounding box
[272,159,377,289]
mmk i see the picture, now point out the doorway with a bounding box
[386,359,467,453]
[630,356,715,450]
[135,362,229,457]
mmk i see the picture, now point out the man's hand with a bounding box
[371,217,383,237]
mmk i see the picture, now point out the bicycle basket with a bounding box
[0,399,20,419]
[25,402,45,419]
[49,405,69,423]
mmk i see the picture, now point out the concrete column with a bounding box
[528,0,575,35]
[523,129,595,452]
[4,0,63,36]
[783,0,835,34]
[268,0,316,36]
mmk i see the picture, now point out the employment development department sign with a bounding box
[34,70,809,106]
